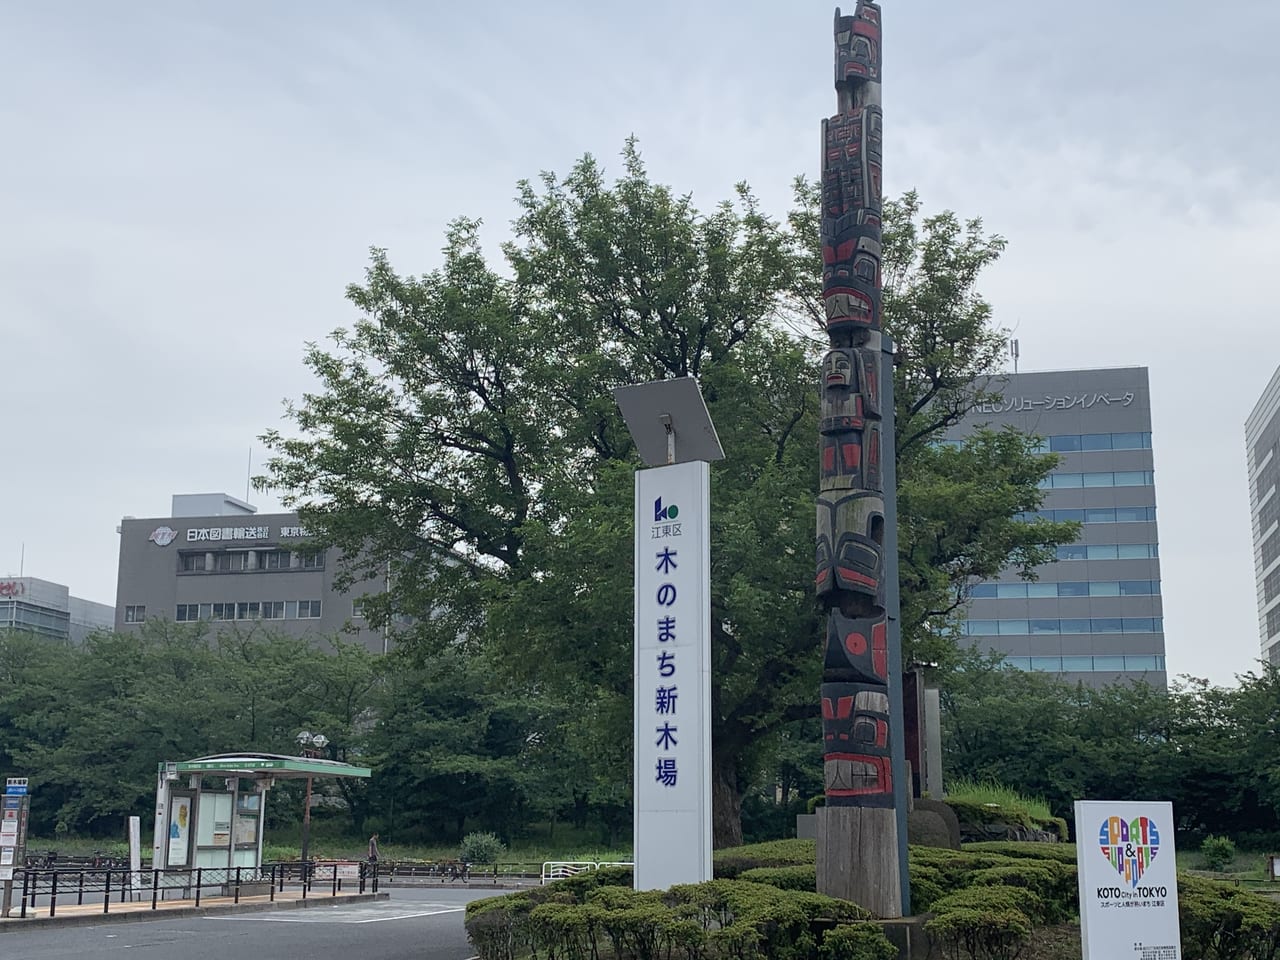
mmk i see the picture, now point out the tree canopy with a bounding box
[260,142,1076,845]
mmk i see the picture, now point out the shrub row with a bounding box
[464,866,895,960]
[1178,873,1280,960]
[467,840,1280,960]
[913,844,1077,960]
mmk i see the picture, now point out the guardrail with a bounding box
[540,861,635,885]
[14,860,377,919]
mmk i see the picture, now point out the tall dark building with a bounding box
[954,367,1166,687]
[1247,364,1280,665]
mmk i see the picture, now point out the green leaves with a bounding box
[259,141,1076,845]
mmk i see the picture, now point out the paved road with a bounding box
[0,887,496,960]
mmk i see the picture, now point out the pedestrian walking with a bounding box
[368,832,380,863]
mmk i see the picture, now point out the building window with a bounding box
[261,550,291,570]
[1258,460,1280,501]
[1262,532,1280,570]
[1269,606,1280,639]
[969,579,1160,598]
[998,654,1165,673]
[262,601,285,619]
[124,605,145,623]
[180,554,206,572]
[1054,543,1158,561]
[1265,568,1280,605]
[236,602,261,620]
[211,603,235,621]
[1037,432,1152,453]
[214,553,247,572]
[176,604,200,622]
[964,617,1162,636]
[297,600,322,619]
[1260,495,1280,537]
[352,599,367,619]
[1019,507,1157,524]
[300,552,325,570]
[1040,471,1155,489]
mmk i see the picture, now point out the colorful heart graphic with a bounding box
[1098,815,1160,887]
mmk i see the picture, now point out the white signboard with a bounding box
[633,461,712,891]
[1075,800,1181,960]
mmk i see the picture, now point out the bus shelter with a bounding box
[151,753,371,872]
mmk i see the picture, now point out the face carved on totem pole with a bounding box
[816,493,885,603]
[821,680,893,804]
[824,349,853,389]
[833,4,881,87]
[824,611,889,684]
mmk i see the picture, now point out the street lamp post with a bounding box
[295,731,329,866]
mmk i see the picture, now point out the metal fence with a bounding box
[540,861,635,884]
[14,860,378,919]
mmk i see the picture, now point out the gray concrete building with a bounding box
[0,576,114,643]
[115,493,389,653]
[953,366,1166,687]
[1247,364,1280,665]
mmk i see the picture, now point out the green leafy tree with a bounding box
[261,143,1075,845]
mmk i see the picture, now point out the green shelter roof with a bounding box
[164,753,371,779]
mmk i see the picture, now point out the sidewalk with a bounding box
[0,888,387,931]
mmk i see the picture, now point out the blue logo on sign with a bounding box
[654,498,680,522]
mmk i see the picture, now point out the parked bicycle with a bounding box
[23,850,58,869]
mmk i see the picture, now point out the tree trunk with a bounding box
[712,753,743,849]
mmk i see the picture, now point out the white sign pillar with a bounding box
[614,377,724,892]
[633,460,712,890]
[1075,800,1182,960]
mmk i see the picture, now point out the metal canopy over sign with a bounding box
[613,378,725,467]
[1075,800,1182,960]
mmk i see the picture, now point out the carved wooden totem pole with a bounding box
[815,2,903,917]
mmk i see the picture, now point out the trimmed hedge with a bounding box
[468,840,1280,960]
[961,840,1079,864]
[818,923,899,960]
[713,838,817,879]
[925,907,1031,960]
[1177,872,1280,960]
[738,865,818,891]
[465,872,886,960]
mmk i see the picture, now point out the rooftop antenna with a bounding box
[1010,338,1020,374]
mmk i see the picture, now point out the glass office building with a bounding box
[953,367,1166,687]
[1247,364,1280,665]
[0,576,114,643]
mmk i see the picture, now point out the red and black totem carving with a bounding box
[817,2,893,810]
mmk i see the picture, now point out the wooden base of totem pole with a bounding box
[816,806,902,918]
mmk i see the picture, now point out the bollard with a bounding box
[152,868,160,910]
[234,866,241,904]
[49,872,58,918]
[103,869,111,914]
[195,867,203,907]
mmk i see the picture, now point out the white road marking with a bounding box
[352,908,465,923]
[204,903,465,924]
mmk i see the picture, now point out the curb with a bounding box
[377,881,534,891]
[0,892,389,933]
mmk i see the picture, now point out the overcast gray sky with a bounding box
[2,1,1276,686]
